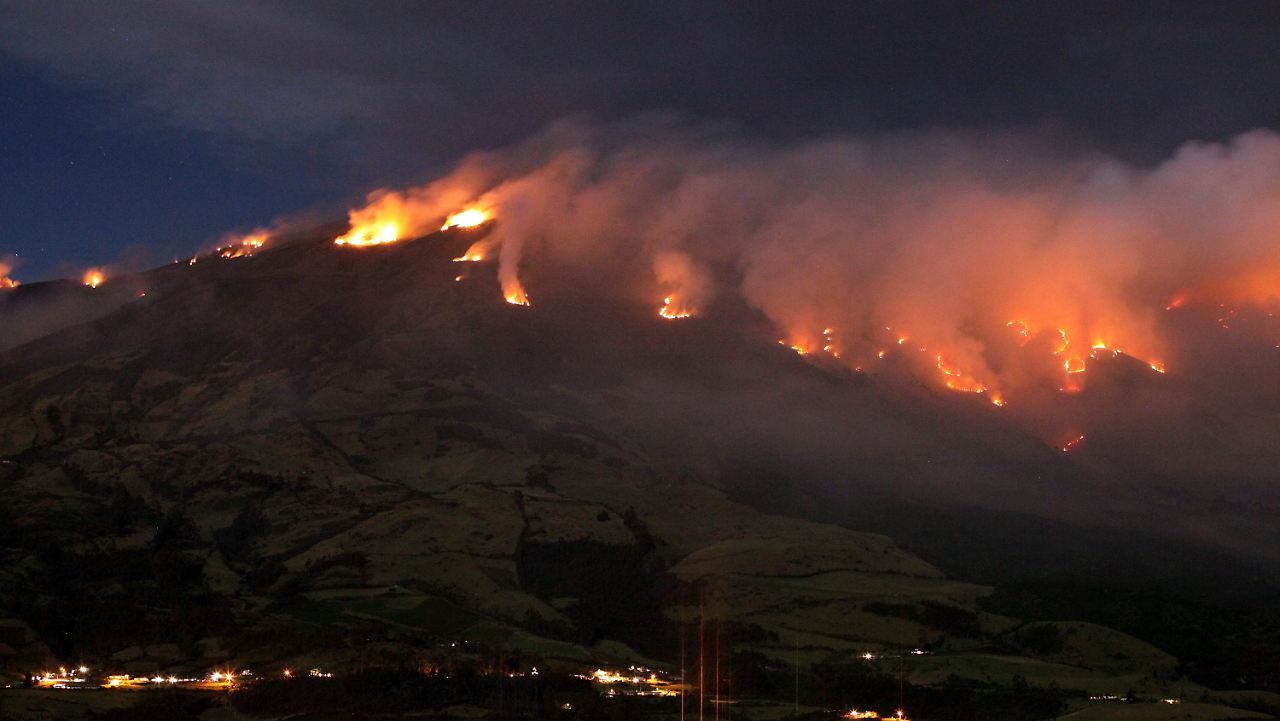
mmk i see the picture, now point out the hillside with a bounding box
[0,225,1278,719]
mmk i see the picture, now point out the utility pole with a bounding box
[680,619,686,721]
[699,602,705,721]
[714,620,720,721]
[897,655,905,719]
[793,638,799,718]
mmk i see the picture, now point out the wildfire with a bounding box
[1060,434,1086,453]
[504,282,531,306]
[452,244,488,262]
[1001,321,1168,393]
[934,354,1003,406]
[219,230,268,259]
[335,222,399,247]
[441,208,490,230]
[83,269,105,288]
[659,295,693,319]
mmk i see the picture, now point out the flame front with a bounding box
[83,269,105,288]
[441,208,490,230]
[335,221,399,247]
[453,242,488,262]
[220,230,268,258]
[504,279,531,306]
[659,295,692,319]
[0,263,17,289]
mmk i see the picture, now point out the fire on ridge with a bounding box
[0,263,17,289]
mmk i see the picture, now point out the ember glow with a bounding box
[82,269,105,288]
[0,263,17,289]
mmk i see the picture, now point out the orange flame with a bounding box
[0,263,17,289]
[659,295,693,319]
[335,222,399,247]
[452,243,488,262]
[935,353,1001,405]
[83,269,105,288]
[441,208,490,230]
[220,230,268,258]
[504,280,531,306]
[1060,434,1086,453]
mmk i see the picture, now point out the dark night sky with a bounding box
[2,1,1279,280]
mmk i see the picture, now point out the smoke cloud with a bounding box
[338,119,1280,415]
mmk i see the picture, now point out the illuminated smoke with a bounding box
[336,120,1280,401]
[218,229,269,258]
[654,251,708,319]
[0,263,18,289]
[335,158,498,247]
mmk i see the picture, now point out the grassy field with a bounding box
[1054,701,1273,720]
[896,650,1206,698]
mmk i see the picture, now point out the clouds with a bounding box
[6,2,1280,170]
[4,2,1280,282]
[0,1,450,141]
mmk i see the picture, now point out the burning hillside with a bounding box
[218,229,269,258]
[10,121,1280,555]
[321,123,1280,421]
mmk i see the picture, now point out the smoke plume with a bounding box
[337,119,1280,411]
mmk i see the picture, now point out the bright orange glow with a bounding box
[935,354,1000,404]
[452,246,487,262]
[1149,360,1166,373]
[504,282,531,306]
[335,222,399,247]
[83,269,105,288]
[1060,434,1085,453]
[441,208,490,230]
[659,295,693,319]
[220,230,267,259]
